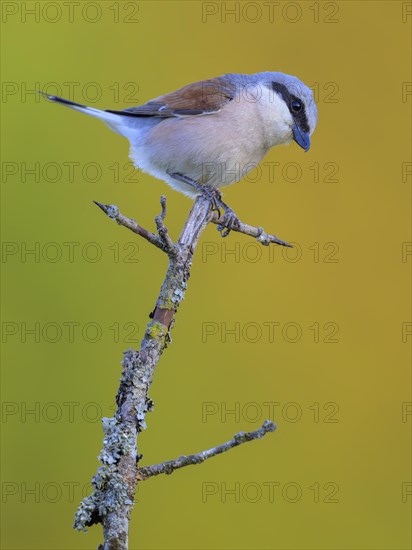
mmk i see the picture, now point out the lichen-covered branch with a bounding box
[74,195,215,548]
[136,420,276,481]
[74,195,280,550]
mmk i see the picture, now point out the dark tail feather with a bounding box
[38,91,88,110]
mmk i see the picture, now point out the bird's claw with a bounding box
[202,186,222,218]
[217,208,240,237]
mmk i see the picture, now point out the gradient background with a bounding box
[1,1,411,549]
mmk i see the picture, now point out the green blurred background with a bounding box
[1,1,411,548]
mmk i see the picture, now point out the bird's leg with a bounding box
[167,171,240,238]
[167,171,222,216]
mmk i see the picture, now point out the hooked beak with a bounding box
[293,124,311,152]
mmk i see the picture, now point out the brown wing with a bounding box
[106,77,235,118]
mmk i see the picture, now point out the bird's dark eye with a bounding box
[291,99,302,113]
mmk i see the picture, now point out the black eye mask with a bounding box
[271,81,310,134]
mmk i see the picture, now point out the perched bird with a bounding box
[41,72,317,228]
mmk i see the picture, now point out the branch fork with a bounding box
[94,196,292,254]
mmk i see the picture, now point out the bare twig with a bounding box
[211,211,292,247]
[93,199,177,255]
[154,196,177,254]
[137,421,276,481]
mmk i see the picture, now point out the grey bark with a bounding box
[73,195,286,549]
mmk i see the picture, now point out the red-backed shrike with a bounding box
[41,72,317,228]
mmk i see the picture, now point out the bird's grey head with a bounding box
[249,72,318,151]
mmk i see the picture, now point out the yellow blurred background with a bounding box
[1,1,411,548]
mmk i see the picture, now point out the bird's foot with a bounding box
[216,203,240,238]
[200,186,223,217]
